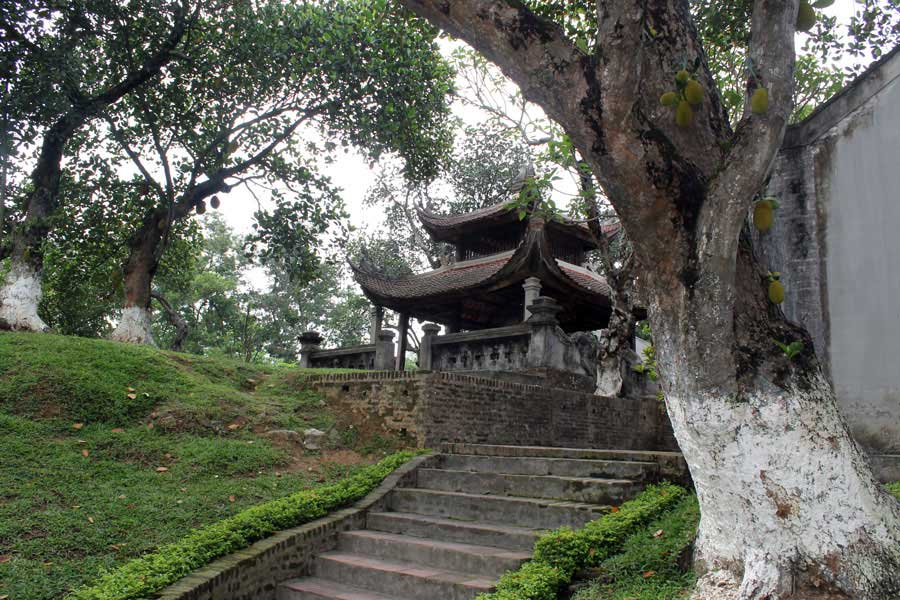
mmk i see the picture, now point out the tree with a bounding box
[102,0,453,344]
[397,1,900,598]
[0,0,198,331]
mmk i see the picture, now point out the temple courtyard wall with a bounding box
[306,371,678,452]
[759,46,900,472]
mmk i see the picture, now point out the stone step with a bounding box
[417,468,640,505]
[441,442,682,462]
[366,511,540,552]
[278,577,408,600]
[438,453,658,480]
[314,552,495,600]
[389,488,609,530]
[441,443,688,481]
[338,530,530,577]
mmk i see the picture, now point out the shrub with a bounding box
[67,451,420,600]
[477,482,687,600]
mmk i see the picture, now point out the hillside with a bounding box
[0,332,405,600]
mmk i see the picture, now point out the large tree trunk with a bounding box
[0,116,75,331]
[396,0,900,597]
[110,211,167,345]
[649,236,900,598]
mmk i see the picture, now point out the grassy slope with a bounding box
[0,332,403,600]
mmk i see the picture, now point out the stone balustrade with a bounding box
[300,330,396,371]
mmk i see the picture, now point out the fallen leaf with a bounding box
[1,594,9,599]
[126,393,137,400]
[180,487,187,492]
[111,428,125,433]
[72,505,80,509]
[643,570,656,578]
[227,423,240,430]
[117,494,126,500]
[164,453,172,459]
[87,516,95,524]
[155,466,169,473]
[0,555,10,563]
[109,544,120,551]
[72,422,83,430]
[653,529,665,538]
[228,495,236,503]
[147,422,154,429]
[81,449,89,458]
[610,506,619,513]
[127,387,135,392]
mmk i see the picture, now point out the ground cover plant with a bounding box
[571,495,700,600]
[476,483,688,600]
[0,331,406,600]
[571,484,900,600]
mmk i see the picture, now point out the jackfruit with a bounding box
[660,91,678,107]
[796,1,817,32]
[751,87,769,114]
[684,79,703,105]
[753,198,775,232]
[675,69,690,84]
[196,200,207,215]
[210,195,221,209]
[675,100,694,128]
[768,279,785,304]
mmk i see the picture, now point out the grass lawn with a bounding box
[0,332,406,600]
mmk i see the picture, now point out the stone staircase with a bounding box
[277,444,685,600]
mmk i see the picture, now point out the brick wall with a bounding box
[308,371,677,452]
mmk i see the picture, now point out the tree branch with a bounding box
[398,0,586,124]
[699,0,797,265]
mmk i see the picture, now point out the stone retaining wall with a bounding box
[308,371,677,452]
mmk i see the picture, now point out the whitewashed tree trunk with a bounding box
[0,258,49,331]
[669,376,900,599]
[110,305,155,346]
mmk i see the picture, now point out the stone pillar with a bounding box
[374,330,395,370]
[522,277,542,321]
[298,331,323,368]
[419,323,442,370]
[369,305,384,343]
[396,313,410,371]
[525,296,563,369]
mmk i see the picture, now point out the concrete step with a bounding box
[366,511,540,552]
[438,453,658,480]
[417,468,640,504]
[441,442,682,463]
[278,577,408,600]
[338,530,529,577]
[389,488,609,530]
[314,552,495,600]
[441,443,688,482]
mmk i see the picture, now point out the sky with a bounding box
[221,1,866,291]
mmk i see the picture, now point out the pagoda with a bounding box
[352,201,615,341]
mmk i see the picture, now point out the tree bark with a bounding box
[397,0,900,597]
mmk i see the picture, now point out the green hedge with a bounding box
[67,451,422,600]
[477,482,687,600]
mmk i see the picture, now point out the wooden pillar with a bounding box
[395,312,409,371]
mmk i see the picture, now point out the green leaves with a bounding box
[774,339,804,360]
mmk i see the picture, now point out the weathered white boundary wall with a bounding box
[757,46,900,475]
